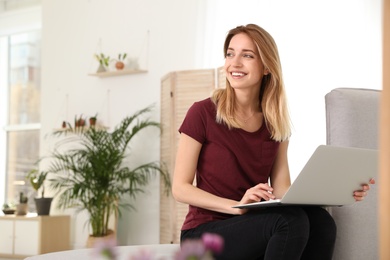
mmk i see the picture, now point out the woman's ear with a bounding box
[264,68,270,75]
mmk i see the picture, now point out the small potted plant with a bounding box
[95,53,111,73]
[27,169,53,216]
[16,192,28,215]
[2,202,16,215]
[89,113,98,127]
[115,53,127,70]
[75,114,86,127]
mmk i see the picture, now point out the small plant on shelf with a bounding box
[115,53,127,70]
[2,202,16,215]
[89,113,98,127]
[117,53,127,61]
[19,192,28,204]
[75,114,86,127]
[16,192,28,216]
[95,53,111,72]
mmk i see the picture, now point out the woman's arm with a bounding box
[172,133,243,215]
[269,140,291,199]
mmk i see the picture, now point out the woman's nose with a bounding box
[231,56,242,67]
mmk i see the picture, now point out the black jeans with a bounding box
[180,206,336,260]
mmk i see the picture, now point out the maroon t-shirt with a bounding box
[179,98,280,230]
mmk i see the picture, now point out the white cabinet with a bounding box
[0,219,13,254]
[0,214,70,258]
[14,220,39,255]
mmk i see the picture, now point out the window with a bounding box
[1,30,41,211]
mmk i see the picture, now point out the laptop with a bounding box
[232,145,378,209]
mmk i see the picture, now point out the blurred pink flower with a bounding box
[202,233,224,254]
[175,239,207,260]
[174,233,224,260]
[92,238,118,260]
[92,233,225,260]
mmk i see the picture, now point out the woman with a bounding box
[172,24,374,260]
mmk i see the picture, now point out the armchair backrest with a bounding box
[325,88,380,260]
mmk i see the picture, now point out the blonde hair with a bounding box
[211,24,291,142]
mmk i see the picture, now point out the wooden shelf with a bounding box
[89,69,147,78]
[53,126,109,134]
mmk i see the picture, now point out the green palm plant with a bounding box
[47,105,170,237]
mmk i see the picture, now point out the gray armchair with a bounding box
[325,88,380,260]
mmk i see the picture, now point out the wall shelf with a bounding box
[88,69,147,78]
[53,125,109,133]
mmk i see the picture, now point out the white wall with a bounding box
[6,0,381,249]
[40,0,206,248]
[201,0,382,180]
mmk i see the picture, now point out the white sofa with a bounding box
[24,244,180,260]
[325,88,380,260]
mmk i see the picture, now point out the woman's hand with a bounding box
[240,183,276,205]
[234,183,276,215]
[353,178,375,201]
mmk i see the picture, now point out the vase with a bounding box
[86,229,116,248]
[16,203,28,215]
[127,58,139,70]
[115,61,124,70]
[97,64,106,73]
[35,197,53,215]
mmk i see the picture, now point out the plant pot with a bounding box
[115,61,125,70]
[86,229,116,248]
[16,203,28,216]
[2,208,16,215]
[35,197,53,216]
[89,118,97,126]
[97,63,106,73]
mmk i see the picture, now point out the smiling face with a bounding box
[224,33,266,91]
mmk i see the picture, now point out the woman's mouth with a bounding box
[231,71,246,78]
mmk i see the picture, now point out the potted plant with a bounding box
[89,113,98,127]
[115,53,127,70]
[16,192,28,215]
[75,114,86,127]
[47,105,171,245]
[95,53,111,73]
[2,202,16,215]
[26,169,53,215]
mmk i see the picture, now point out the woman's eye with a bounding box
[243,54,254,58]
[226,52,234,58]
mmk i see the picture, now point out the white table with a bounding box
[24,244,180,260]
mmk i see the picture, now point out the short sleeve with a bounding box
[178,100,209,144]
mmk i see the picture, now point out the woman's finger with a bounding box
[353,190,367,201]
